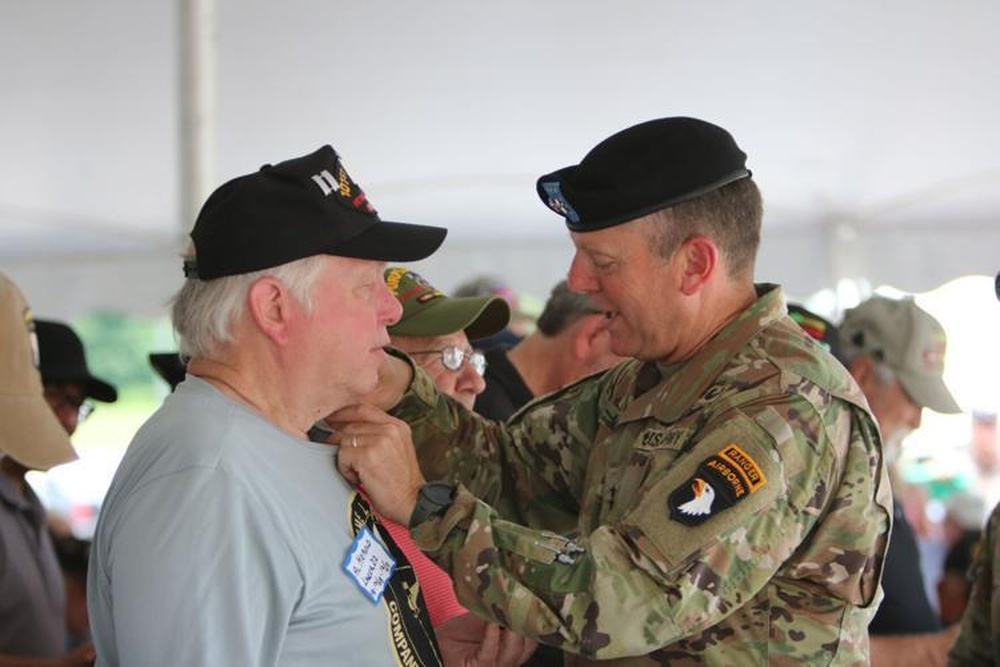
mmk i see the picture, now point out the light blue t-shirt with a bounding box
[88,377,440,666]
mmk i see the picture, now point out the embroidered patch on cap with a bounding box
[310,163,377,215]
[922,333,947,372]
[385,266,444,306]
[669,444,767,525]
[540,181,580,223]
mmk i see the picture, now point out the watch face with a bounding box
[410,481,456,528]
[424,481,455,506]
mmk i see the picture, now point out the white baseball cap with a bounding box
[839,295,960,414]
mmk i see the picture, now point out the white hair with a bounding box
[171,254,328,359]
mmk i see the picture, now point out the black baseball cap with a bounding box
[537,117,751,231]
[148,352,187,392]
[185,145,448,280]
[35,320,118,403]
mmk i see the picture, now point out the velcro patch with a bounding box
[669,443,767,525]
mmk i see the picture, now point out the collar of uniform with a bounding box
[619,284,785,424]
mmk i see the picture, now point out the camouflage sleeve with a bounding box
[409,399,844,659]
[395,361,606,531]
[948,502,1000,665]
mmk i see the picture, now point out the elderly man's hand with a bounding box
[328,403,425,525]
[436,613,538,667]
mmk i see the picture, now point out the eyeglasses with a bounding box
[410,345,487,377]
[43,387,96,422]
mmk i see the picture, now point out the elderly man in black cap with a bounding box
[88,146,458,666]
[330,117,891,665]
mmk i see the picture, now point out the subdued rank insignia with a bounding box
[669,443,767,525]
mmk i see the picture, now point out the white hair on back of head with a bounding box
[171,254,328,359]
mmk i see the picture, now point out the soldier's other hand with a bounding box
[328,403,425,525]
[435,613,538,667]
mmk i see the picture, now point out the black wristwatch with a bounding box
[408,481,456,528]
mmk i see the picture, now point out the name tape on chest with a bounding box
[669,443,767,525]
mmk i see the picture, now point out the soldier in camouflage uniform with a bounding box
[948,272,1000,665]
[333,117,892,665]
[949,500,1000,665]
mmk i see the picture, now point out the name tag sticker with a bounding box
[343,525,396,604]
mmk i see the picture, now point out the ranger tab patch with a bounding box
[669,443,767,525]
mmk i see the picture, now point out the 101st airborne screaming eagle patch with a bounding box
[669,444,767,525]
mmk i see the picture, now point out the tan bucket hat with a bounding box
[0,273,76,470]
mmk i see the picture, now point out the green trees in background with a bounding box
[72,311,176,402]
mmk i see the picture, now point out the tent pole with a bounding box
[177,0,217,244]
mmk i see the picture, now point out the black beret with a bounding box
[536,117,751,231]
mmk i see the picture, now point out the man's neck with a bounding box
[669,282,758,364]
[188,356,309,439]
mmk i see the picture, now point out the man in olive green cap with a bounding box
[332,117,890,664]
[376,266,537,667]
[386,266,510,411]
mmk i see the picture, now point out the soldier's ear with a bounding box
[677,235,717,296]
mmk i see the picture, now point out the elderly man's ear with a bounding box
[248,277,295,345]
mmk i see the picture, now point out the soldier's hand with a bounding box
[435,613,538,667]
[328,403,425,525]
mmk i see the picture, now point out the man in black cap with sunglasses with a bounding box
[332,117,891,665]
[88,146,457,666]
[35,320,118,436]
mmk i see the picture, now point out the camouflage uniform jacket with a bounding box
[949,501,1000,665]
[394,285,892,665]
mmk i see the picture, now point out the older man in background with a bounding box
[474,279,622,423]
[0,273,95,666]
[837,295,963,666]
[369,266,535,666]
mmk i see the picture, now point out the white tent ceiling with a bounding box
[2,0,999,320]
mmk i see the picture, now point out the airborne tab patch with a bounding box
[669,443,767,525]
